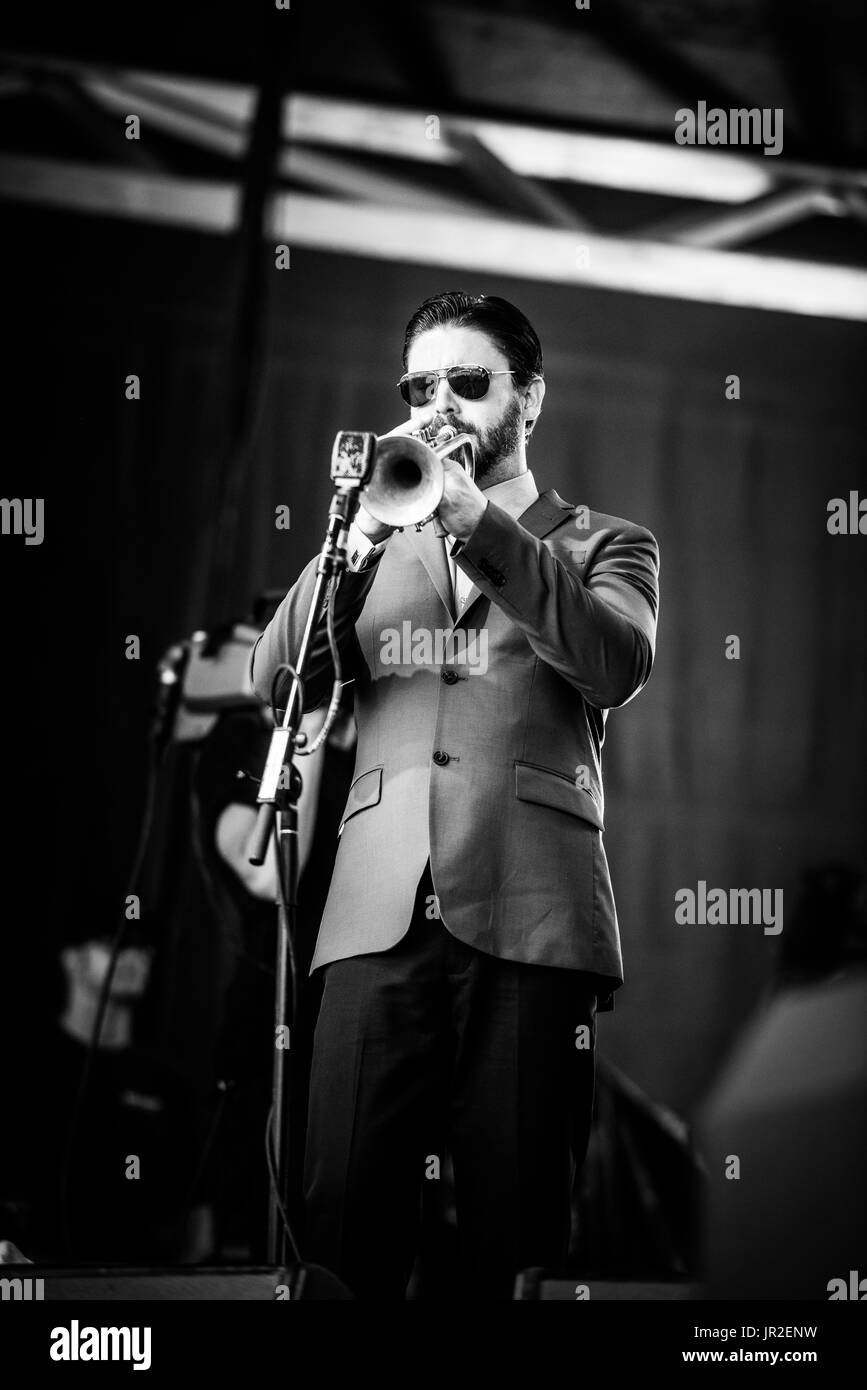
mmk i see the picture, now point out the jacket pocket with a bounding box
[338,765,383,836]
[514,760,604,832]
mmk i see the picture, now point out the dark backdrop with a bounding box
[9,204,866,1120]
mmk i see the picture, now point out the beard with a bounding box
[428,397,523,484]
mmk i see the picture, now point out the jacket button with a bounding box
[441,669,458,685]
[432,750,450,766]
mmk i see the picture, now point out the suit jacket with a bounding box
[250,488,660,1002]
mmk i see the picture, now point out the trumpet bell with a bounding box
[364,434,443,529]
[363,426,476,530]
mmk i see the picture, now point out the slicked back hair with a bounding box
[402,290,544,443]
[402,290,544,387]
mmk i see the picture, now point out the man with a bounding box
[251,290,660,1299]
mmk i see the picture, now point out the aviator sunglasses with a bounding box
[397,364,517,408]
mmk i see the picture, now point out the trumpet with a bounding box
[363,422,476,536]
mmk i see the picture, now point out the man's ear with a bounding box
[522,376,546,435]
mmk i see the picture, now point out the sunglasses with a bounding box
[397,364,517,408]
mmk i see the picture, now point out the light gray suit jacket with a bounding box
[251,489,660,1003]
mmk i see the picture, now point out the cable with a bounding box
[179,1080,232,1225]
[257,574,349,1268]
[270,662,304,731]
[264,1101,302,1266]
[268,574,346,760]
[304,578,346,754]
[58,727,163,1258]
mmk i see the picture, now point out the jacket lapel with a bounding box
[405,524,455,622]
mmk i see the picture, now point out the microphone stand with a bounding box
[248,431,376,1269]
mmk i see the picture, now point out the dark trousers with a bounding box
[302,862,597,1300]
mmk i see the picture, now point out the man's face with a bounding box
[404,325,524,483]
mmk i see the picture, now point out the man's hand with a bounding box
[355,501,394,544]
[437,453,488,542]
[360,419,487,543]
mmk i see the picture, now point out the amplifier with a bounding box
[514,1270,700,1300]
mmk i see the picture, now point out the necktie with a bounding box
[444,537,464,618]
